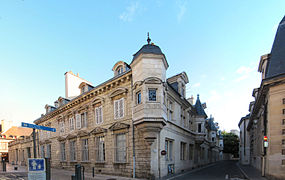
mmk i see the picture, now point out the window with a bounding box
[283,109,285,114]
[40,145,45,158]
[76,114,81,129]
[60,143,66,161]
[81,112,88,128]
[46,144,51,159]
[70,141,76,161]
[282,160,285,165]
[115,134,126,163]
[283,119,285,125]
[198,123,202,133]
[69,117,75,131]
[165,139,173,161]
[212,137,215,142]
[95,136,105,162]
[148,89,157,101]
[283,129,285,135]
[95,106,103,124]
[27,147,31,158]
[59,121,65,134]
[189,144,193,160]
[136,91,141,104]
[81,139,89,161]
[282,139,285,145]
[116,66,123,75]
[282,149,285,155]
[180,142,186,160]
[114,98,124,119]
[283,98,285,104]
[81,86,86,93]
[168,101,173,121]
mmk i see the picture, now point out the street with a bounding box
[168,160,246,180]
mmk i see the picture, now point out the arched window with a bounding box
[116,66,123,75]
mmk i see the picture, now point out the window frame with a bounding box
[95,106,103,124]
[136,91,141,105]
[165,139,173,161]
[69,117,75,131]
[180,142,186,160]
[60,142,66,161]
[81,139,89,162]
[148,89,157,102]
[95,136,105,162]
[70,140,76,162]
[115,133,127,163]
[114,98,124,119]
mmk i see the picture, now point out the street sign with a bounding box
[264,141,269,147]
[22,122,56,132]
[28,158,45,172]
[28,158,46,180]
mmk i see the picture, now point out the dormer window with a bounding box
[116,66,123,75]
[81,85,86,94]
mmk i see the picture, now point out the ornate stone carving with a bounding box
[109,122,130,131]
[89,127,107,135]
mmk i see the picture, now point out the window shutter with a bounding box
[119,98,124,118]
[99,106,102,123]
[114,101,119,119]
[76,114,81,129]
[84,112,87,127]
[95,108,98,124]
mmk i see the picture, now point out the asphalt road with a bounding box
[168,160,246,180]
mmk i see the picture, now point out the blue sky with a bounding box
[0,0,284,131]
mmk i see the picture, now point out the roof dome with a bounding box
[132,43,164,61]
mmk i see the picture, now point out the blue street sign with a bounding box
[28,158,46,172]
[22,122,56,132]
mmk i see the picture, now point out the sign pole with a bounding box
[33,128,37,158]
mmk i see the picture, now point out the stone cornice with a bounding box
[34,71,132,125]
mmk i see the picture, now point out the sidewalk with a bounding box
[0,163,144,180]
[237,163,268,180]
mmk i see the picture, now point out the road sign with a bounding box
[22,122,56,132]
[28,158,46,180]
[28,158,45,172]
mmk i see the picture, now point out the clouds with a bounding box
[192,82,200,88]
[234,64,256,82]
[176,0,187,23]
[119,2,140,22]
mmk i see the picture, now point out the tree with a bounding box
[222,132,239,158]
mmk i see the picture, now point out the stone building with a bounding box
[9,38,222,179]
[245,15,285,180]
[238,114,250,165]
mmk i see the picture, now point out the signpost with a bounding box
[28,158,46,180]
[22,122,55,180]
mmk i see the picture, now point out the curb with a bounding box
[236,162,250,180]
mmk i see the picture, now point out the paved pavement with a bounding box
[165,160,246,180]
[237,163,268,180]
[0,161,269,180]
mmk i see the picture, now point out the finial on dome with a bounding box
[147,32,151,44]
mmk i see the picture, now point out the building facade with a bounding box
[9,39,222,179]
[238,114,250,165]
[244,15,285,180]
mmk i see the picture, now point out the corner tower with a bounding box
[131,35,169,144]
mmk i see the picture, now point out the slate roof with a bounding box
[132,44,164,62]
[265,15,285,79]
[207,117,217,131]
[194,95,207,117]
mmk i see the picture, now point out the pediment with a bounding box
[144,77,163,84]
[66,134,77,140]
[92,96,105,105]
[57,136,66,141]
[77,130,89,137]
[109,88,128,98]
[109,122,130,131]
[89,127,107,135]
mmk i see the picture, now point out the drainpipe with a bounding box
[158,132,161,179]
[131,76,136,178]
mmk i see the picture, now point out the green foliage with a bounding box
[222,132,239,157]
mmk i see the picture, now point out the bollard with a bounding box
[75,164,82,180]
[2,161,6,172]
[92,167,94,177]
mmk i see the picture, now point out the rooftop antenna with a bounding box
[147,32,151,44]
